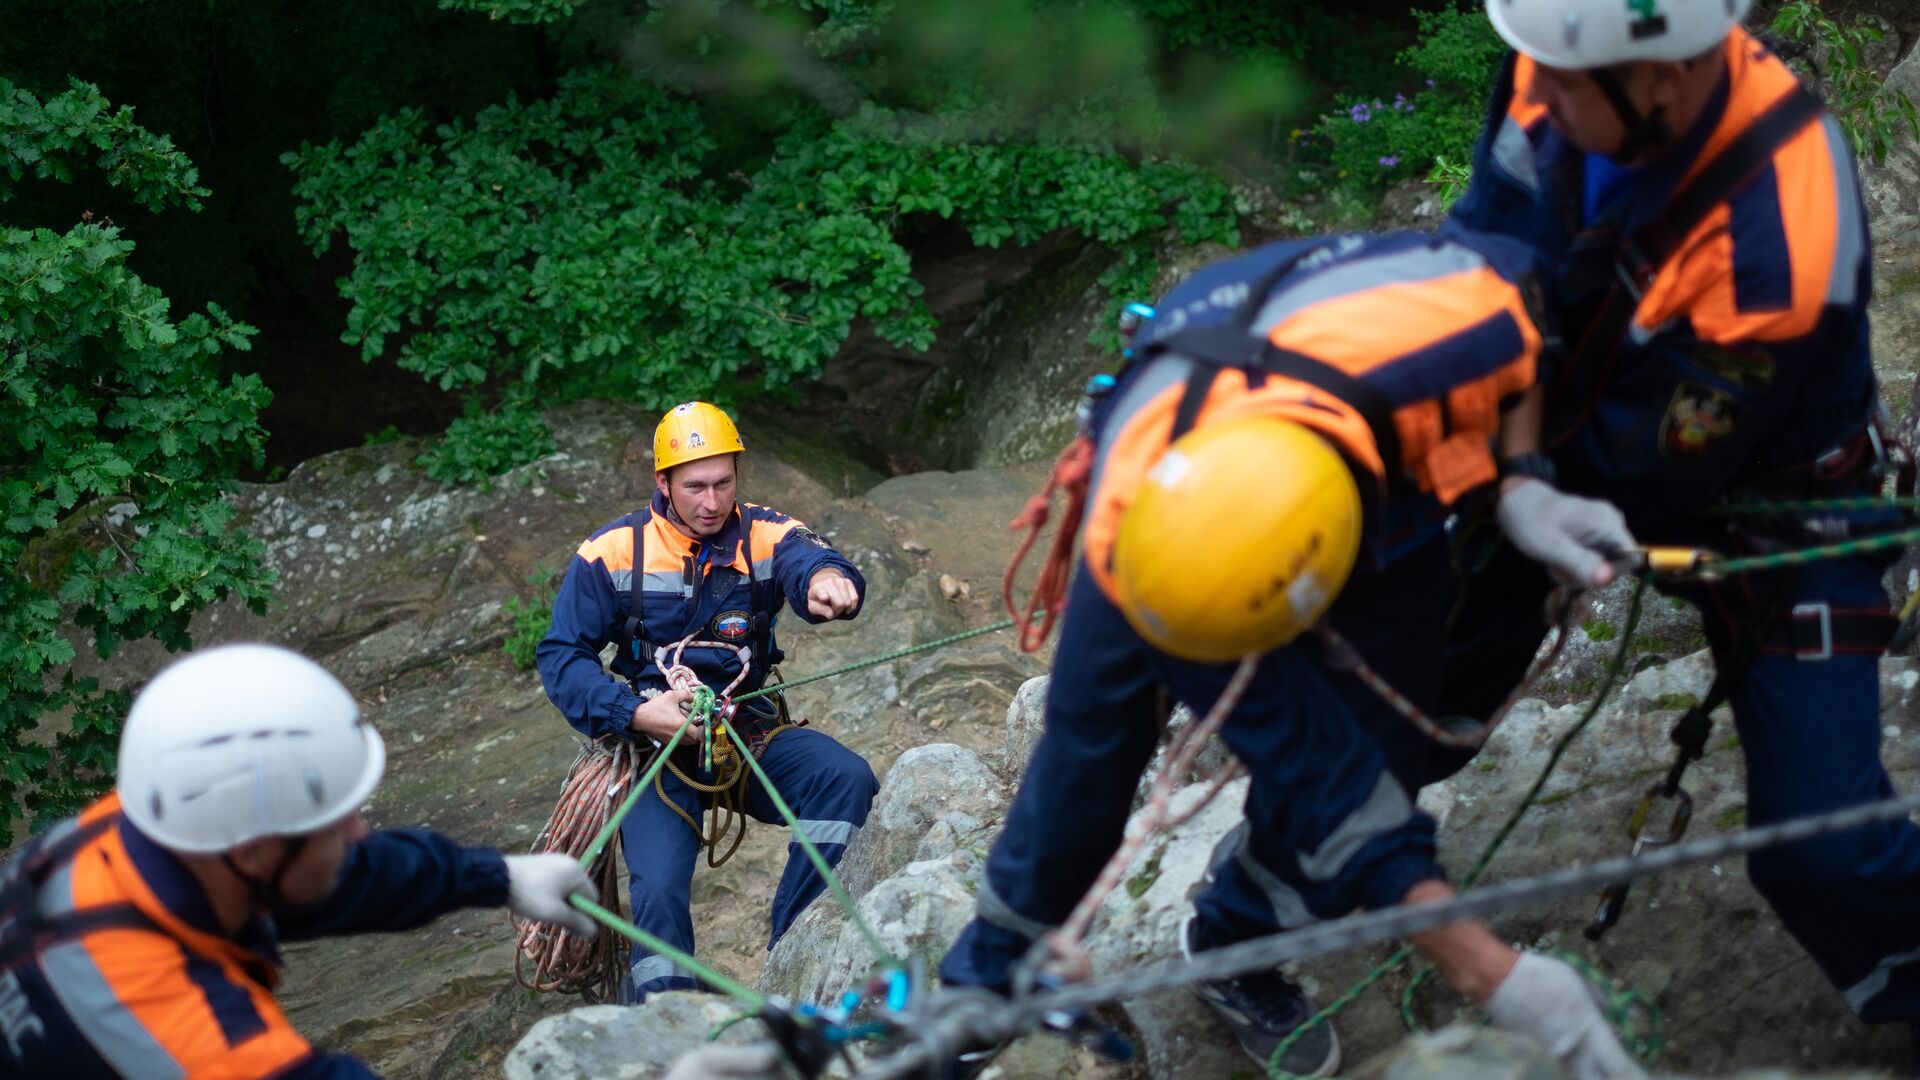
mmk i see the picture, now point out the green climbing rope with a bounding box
[578,708,705,871]
[1266,578,1656,1079]
[721,720,904,969]
[733,618,1016,703]
[572,895,766,1008]
[1700,496,1920,516]
[566,620,1012,1002]
[1686,525,1920,578]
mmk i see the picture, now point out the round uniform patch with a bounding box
[712,610,753,641]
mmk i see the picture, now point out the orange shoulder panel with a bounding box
[1507,53,1550,129]
[1640,39,1845,345]
[574,526,636,571]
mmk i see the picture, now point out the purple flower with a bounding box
[1378,155,1401,168]
[1394,93,1416,113]
[1349,102,1373,123]
[1426,78,1437,88]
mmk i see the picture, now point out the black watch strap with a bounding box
[1499,451,1558,485]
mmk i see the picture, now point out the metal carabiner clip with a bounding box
[1618,545,1726,581]
[1586,783,1695,940]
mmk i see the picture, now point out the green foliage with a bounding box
[1771,0,1920,166]
[1307,2,1502,193]
[0,77,208,211]
[0,80,272,842]
[1581,618,1618,643]
[502,563,559,671]
[416,397,557,487]
[286,65,1238,475]
[1425,152,1472,208]
[442,0,578,22]
[1652,692,1699,711]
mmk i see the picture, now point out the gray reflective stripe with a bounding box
[976,876,1057,941]
[1492,115,1540,192]
[1247,243,1488,337]
[1220,822,1318,930]
[42,943,185,1078]
[607,568,632,591]
[1297,773,1416,882]
[1088,356,1194,508]
[1628,320,1658,347]
[1843,943,1920,1014]
[630,953,695,986]
[752,557,775,582]
[641,570,689,596]
[794,819,857,847]
[1821,115,1865,308]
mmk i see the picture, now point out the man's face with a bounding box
[1524,60,1668,157]
[271,810,369,907]
[658,455,738,538]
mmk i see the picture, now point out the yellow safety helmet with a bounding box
[1112,416,1362,662]
[654,401,745,472]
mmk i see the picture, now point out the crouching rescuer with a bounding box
[0,644,596,1079]
[940,232,1646,1079]
[536,402,877,1005]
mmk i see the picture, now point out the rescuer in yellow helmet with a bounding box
[938,231,1642,1080]
[536,401,877,1006]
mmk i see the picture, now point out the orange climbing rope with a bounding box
[1003,434,1096,653]
[513,736,649,1001]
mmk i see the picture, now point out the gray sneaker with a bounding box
[1181,916,1340,1078]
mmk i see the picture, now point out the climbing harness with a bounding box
[648,636,804,869]
[516,610,1018,1077]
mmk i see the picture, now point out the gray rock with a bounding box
[834,744,1007,901]
[504,994,759,1080]
[1346,1025,1562,1080]
[758,853,982,1008]
[1000,674,1052,781]
[1082,777,1255,1080]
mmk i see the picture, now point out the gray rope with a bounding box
[856,788,1920,1078]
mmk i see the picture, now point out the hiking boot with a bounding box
[1182,916,1340,1078]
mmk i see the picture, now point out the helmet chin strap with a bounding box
[1588,65,1671,162]
[223,834,311,909]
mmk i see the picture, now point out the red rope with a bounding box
[1003,435,1096,653]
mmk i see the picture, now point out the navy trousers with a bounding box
[1443,543,1920,1022]
[617,722,878,1003]
[941,538,1462,992]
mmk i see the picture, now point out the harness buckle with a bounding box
[1791,602,1833,662]
[1614,241,1656,303]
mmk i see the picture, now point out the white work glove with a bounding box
[504,853,599,939]
[661,1044,784,1080]
[1497,478,1636,587]
[1482,953,1646,1080]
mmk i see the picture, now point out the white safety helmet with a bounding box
[1486,0,1752,68]
[117,644,386,853]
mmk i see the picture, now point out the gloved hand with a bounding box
[1497,478,1636,587]
[504,853,599,939]
[1482,952,1646,1080]
[661,1044,784,1080]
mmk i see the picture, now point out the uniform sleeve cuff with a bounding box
[607,689,644,740]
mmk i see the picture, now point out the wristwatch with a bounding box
[1498,451,1558,486]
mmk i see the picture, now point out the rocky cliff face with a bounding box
[50,33,1920,1079]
